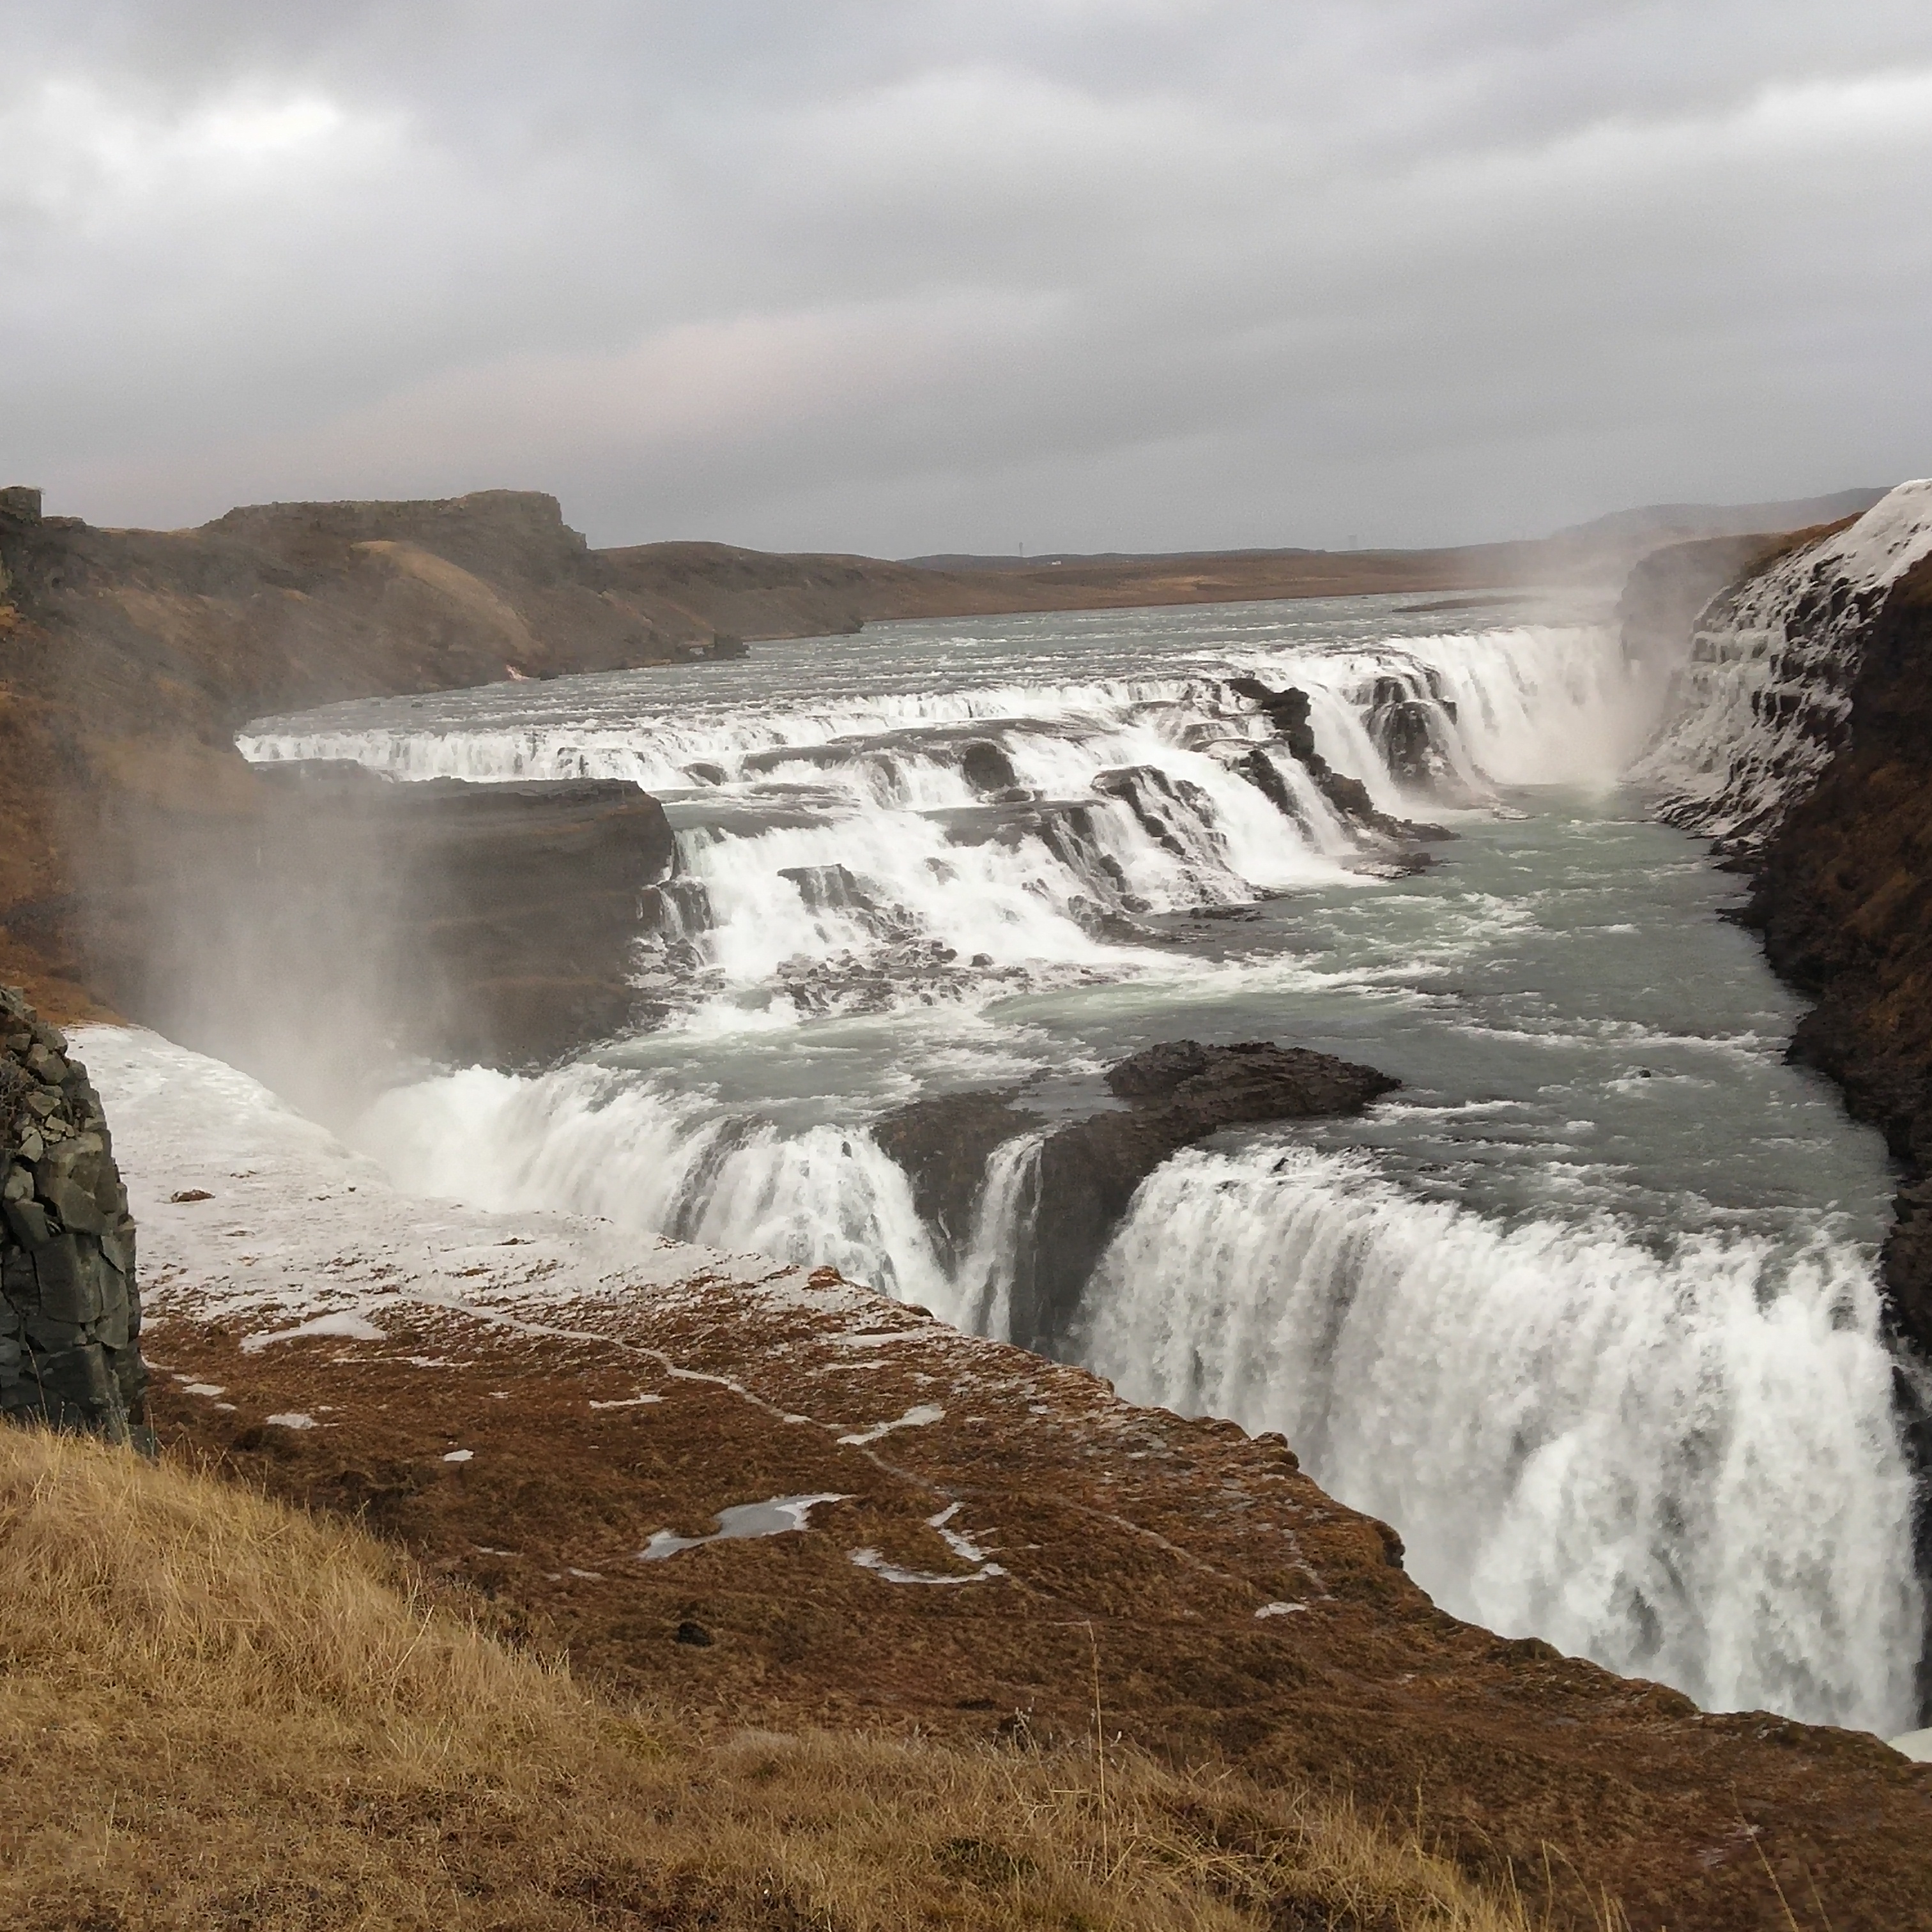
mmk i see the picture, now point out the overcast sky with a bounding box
[4,3,1929,554]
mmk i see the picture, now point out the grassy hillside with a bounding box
[0,1425,1591,1931]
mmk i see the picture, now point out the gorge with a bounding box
[225,500,1931,1742]
[6,480,1932,1924]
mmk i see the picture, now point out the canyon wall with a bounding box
[1634,484,1932,1703]
[1635,481,1932,1353]
[1741,544,1932,1353]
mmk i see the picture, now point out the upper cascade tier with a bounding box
[238,611,1639,1033]
[1632,479,1932,850]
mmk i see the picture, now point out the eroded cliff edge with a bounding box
[1740,548,1932,1349]
[1635,483,1932,1357]
[1632,486,1932,1700]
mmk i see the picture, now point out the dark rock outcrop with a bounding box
[872,1089,1044,1259]
[879,1041,1397,1354]
[0,986,148,1445]
[1022,1041,1397,1350]
[1737,550,1932,1352]
[56,764,677,1094]
[958,740,1025,800]
[1227,676,1450,847]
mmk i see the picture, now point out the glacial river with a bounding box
[242,590,1923,1735]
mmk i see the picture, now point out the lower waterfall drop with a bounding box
[1073,1142,1922,1733]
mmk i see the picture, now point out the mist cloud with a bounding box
[5,1,1930,551]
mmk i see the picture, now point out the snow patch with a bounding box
[638,1492,848,1562]
[242,1310,388,1352]
[838,1402,945,1446]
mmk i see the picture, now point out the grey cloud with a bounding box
[4,1,1929,551]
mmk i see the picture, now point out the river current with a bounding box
[242,590,1923,1735]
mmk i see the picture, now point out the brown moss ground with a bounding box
[131,1295,1932,1932]
[0,1423,1588,1932]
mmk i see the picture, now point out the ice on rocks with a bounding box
[837,1401,945,1445]
[77,1025,763,1342]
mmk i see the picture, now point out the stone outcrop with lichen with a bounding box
[0,987,149,1445]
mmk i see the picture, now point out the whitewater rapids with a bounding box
[240,585,1924,1735]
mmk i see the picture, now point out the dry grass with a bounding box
[0,1428,1618,1930]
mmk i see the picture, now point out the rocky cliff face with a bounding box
[56,763,678,1095]
[1634,482,1932,1346]
[1738,540,1932,1352]
[877,1039,1397,1353]
[1631,483,1932,852]
[1633,484,1932,1682]
[0,986,147,1443]
[0,492,706,1068]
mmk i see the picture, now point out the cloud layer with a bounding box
[5,1,1930,551]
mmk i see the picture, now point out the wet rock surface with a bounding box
[1025,1041,1399,1351]
[68,762,675,1078]
[0,988,148,1443]
[1729,553,1932,1355]
[872,1089,1044,1259]
[1227,675,1453,845]
[1740,555,1932,1368]
[879,1039,1398,1352]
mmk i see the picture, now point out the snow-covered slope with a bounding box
[77,1025,771,1342]
[1632,479,1932,848]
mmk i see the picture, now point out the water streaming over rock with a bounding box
[1076,1143,1919,1728]
[245,586,1923,1733]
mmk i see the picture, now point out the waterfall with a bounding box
[238,623,1635,810]
[944,1132,1044,1338]
[256,597,1919,1733]
[1631,479,1932,847]
[1074,1142,1922,1733]
[353,1062,954,1305]
[243,620,1639,1028]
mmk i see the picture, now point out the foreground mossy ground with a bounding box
[0,1425,1607,1931]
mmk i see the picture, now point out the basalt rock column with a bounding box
[0,988,150,1445]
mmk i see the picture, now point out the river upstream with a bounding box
[241,590,1924,1737]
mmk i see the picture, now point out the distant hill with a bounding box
[903,546,1323,572]
[1546,488,1889,549]
[905,489,1894,574]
